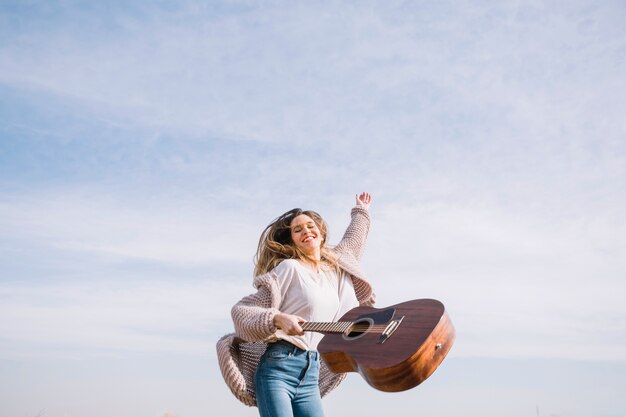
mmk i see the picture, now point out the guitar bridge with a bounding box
[378,316,404,344]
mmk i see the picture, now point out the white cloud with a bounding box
[0,276,248,359]
[0,187,262,265]
[1,0,625,367]
[366,200,626,360]
[1,1,622,148]
[1,3,626,416]
[1,174,625,361]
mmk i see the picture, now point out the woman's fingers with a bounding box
[274,313,305,336]
[356,192,372,207]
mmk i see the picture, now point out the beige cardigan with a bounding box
[216,206,375,406]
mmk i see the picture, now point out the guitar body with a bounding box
[317,299,455,392]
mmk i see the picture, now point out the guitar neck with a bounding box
[301,321,352,334]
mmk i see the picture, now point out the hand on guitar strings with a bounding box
[273,312,306,336]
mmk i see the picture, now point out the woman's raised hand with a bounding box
[356,192,372,210]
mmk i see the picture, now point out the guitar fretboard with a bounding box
[301,321,353,334]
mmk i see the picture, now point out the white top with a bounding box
[272,259,359,351]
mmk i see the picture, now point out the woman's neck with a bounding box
[298,256,322,273]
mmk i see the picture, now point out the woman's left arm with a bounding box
[334,192,372,260]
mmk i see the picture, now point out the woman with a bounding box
[217,192,375,417]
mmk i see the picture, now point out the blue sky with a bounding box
[1,1,625,416]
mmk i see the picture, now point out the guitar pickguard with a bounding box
[356,307,396,324]
[342,308,397,341]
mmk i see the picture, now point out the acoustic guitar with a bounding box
[301,298,455,392]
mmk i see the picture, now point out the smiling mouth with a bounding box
[302,236,316,243]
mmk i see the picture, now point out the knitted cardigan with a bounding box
[216,206,375,406]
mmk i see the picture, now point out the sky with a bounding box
[1,1,625,416]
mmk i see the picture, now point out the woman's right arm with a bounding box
[231,286,280,342]
[231,261,305,341]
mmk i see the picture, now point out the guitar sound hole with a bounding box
[342,318,373,341]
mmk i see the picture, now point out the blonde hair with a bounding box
[254,208,338,276]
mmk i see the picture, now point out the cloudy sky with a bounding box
[1,1,625,416]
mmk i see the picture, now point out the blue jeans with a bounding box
[254,340,324,417]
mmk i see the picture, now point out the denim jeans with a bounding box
[254,340,324,417]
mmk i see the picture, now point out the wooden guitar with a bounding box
[301,299,455,392]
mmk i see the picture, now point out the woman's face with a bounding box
[290,214,323,256]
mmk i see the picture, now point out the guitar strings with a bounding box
[303,324,393,333]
